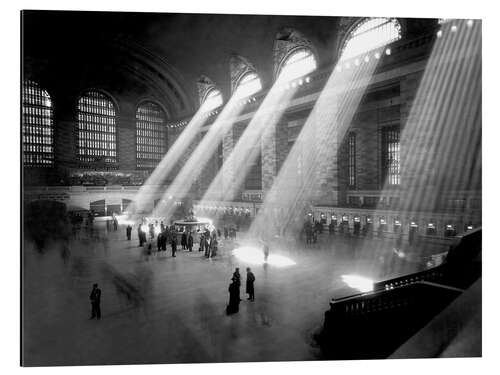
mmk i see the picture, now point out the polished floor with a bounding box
[22,223,444,366]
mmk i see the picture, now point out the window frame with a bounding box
[76,90,118,165]
[22,79,55,167]
[135,100,168,170]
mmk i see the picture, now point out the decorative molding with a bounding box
[273,28,316,80]
[229,54,257,93]
[197,75,216,106]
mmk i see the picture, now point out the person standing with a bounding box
[126,224,132,241]
[113,214,118,231]
[246,267,255,301]
[226,277,240,315]
[204,236,211,257]
[263,243,270,263]
[232,268,241,301]
[157,232,163,253]
[224,226,228,240]
[199,234,205,252]
[181,231,187,250]
[89,283,102,320]
[187,232,193,252]
[210,236,218,257]
[138,224,145,247]
[171,236,177,257]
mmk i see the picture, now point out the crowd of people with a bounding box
[134,219,222,260]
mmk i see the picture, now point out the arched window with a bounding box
[234,72,262,99]
[136,101,167,169]
[277,48,317,82]
[202,88,223,112]
[77,91,117,163]
[22,80,54,166]
[340,18,401,61]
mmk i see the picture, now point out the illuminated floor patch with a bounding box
[232,246,296,267]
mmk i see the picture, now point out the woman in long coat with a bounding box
[226,277,240,315]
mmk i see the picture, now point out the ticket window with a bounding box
[339,215,349,233]
[320,213,327,224]
[393,218,402,233]
[409,221,419,244]
[379,217,387,230]
[445,224,457,237]
[364,216,373,235]
[329,215,337,234]
[331,215,338,226]
[426,222,437,235]
[353,216,361,235]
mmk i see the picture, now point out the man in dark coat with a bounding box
[181,232,187,250]
[224,226,228,240]
[226,277,240,315]
[157,232,163,252]
[89,283,102,320]
[126,224,132,240]
[138,225,145,247]
[246,267,255,301]
[204,236,211,257]
[187,232,193,252]
[171,236,177,257]
[199,234,205,252]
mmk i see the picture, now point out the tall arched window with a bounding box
[277,48,317,82]
[234,72,262,99]
[22,80,54,166]
[202,88,223,112]
[340,18,401,61]
[77,91,117,163]
[136,101,167,169]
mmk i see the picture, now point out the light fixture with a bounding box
[364,56,370,63]
[305,76,311,83]
[437,30,443,38]
[354,59,360,66]
[374,52,381,59]
[451,25,457,32]
[385,48,391,56]
[467,19,474,27]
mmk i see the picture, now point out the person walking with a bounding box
[89,283,102,320]
[246,267,255,301]
[126,224,132,241]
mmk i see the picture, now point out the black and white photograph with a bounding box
[11,0,495,371]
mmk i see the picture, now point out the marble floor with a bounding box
[22,224,443,366]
